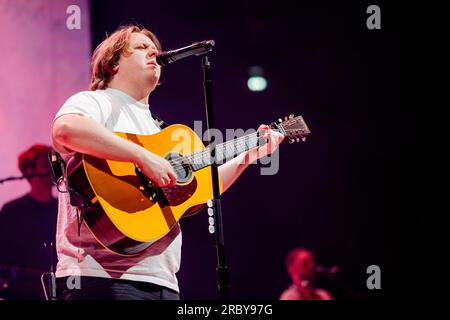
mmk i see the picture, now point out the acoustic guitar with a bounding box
[66,115,310,255]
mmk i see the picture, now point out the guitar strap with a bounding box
[152,113,170,130]
[48,149,89,235]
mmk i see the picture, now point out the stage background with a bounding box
[0,0,91,207]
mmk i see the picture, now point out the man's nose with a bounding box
[147,48,158,58]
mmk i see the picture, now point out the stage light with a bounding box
[247,66,267,92]
[247,76,267,92]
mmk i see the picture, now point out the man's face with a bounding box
[27,155,53,189]
[117,32,161,90]
[289,251,316,281]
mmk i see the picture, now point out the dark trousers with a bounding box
[56,276,180,300]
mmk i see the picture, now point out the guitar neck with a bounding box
[184,129,280,171]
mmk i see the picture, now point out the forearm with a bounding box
[218,148,259,193]
[52,114,146,165]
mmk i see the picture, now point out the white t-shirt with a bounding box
[52,88,182,292]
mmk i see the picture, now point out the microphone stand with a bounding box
[201,55,230,300]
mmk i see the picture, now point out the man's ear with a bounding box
[112,65,119,73]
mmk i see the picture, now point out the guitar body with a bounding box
[66,124,222,256]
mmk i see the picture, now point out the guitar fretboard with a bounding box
[170,131,267,172]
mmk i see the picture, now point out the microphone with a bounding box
[315,265,341,274]
[156,40,215,66]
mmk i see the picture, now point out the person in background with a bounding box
[0,144,58,299]
[280,248,333,300]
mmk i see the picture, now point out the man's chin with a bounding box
[145,77,160,91]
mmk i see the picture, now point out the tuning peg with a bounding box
[289,139,294,144]
[278,118,282,123]
[289,114,294,119]
[302,137,306,142]
[296,137,300,142]
[285,116,288,121]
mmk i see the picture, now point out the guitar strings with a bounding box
[168,131,261,171]
[170,131,259,165]
[139,120,299,180]
[168,122,302,172]
[188,132,260,164]
[168,124,301,174]
[168,123,299,171]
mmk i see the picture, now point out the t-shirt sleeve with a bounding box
[53,91,105,125]
[52,91,110,155]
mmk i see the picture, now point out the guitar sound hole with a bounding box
[166,153,192,184]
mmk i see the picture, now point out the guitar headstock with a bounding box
[272,114,311,144]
